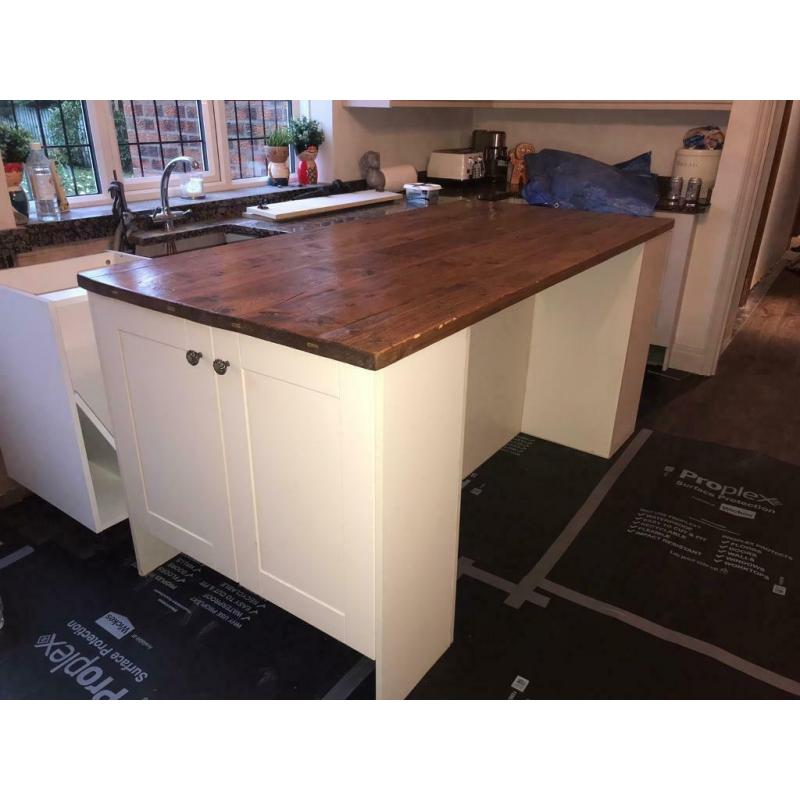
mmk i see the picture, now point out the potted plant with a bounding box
[265,126,291,186]
[0,123,33,218]
[288,116,325,185]
[0,123,33,191]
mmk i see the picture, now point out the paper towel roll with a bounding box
[381,164,418,192]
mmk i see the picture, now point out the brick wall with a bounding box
[114,100,292,181]
[117,101,204,177]
[225,101,291,180]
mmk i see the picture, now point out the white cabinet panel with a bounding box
[237,334,339,396]
[114,316,238,580]
[0,251,133,533]
[232,357,347,642]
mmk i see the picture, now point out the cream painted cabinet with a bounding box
[220,333,354,646]
[88,231,668,699]
[90,295,375,656]
[110,313,239,580]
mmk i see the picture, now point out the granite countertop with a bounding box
[0,181,366,267]
[0,175,706,268]
[78,202,673,370]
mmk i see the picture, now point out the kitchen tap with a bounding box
[152,156,201,230]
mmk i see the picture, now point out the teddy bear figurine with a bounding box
[358,150,386,191]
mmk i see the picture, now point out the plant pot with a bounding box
[296,146,319,185]
[265,145,290,186]
[4,162,24,191]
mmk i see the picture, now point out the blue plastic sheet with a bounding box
[522,149,659,217]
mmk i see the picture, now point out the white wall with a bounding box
[316,104,731,183]
[672,101,784,373]
[312,101,472,182]
[751,101,800,286]
[472,108,730,175]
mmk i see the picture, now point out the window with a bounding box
[1,99,304,207]
[0,100,100,197]
[224,100,292,180]
[111,100,208,179]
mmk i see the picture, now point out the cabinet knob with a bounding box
[213,358,230,375]
[186,350,203,366]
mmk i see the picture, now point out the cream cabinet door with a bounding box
[219,332,354,646]
[107,304,238,580]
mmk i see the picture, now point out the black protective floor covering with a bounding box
[0,499,365,700]
[410,576,790,699]
[548,431,800,685]
[3,424,797,699]
[459,435,616,583]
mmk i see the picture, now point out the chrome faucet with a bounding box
[152,156,201,230]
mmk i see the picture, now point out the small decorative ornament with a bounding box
[265,145,290,186]
[297,145,319,185]
[509,143,535,187]
[264,125,291,186]
[359,150,386,191]
[287,116,324,185]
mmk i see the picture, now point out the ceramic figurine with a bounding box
[266,145,290,186]
[359,150,386,191]
[288,116,324,185]
[297,145,319,185]
[509,143,536,188]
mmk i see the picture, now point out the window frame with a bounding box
[87,100,222,204]
[63,99,307,208]
[211,100,304,189]
[1,100,102,201]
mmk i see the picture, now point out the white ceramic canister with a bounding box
[672,148,722,201]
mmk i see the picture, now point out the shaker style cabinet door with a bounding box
[96,300,239,580]
[222,333,351,645]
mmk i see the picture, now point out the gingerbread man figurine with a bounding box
[509,143,535,188]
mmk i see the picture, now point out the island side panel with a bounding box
[521,244,652,458]
[462,297,535,476]
[375,329,470,700]
[608,231,670,454]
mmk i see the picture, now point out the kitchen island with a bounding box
[78,201,672,698]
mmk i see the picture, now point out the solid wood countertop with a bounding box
[78,202,673,370]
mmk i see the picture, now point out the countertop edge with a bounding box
[76,272,380,370]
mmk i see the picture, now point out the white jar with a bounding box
[672,148,722,201]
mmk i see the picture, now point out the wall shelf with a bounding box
[343,100,733,112]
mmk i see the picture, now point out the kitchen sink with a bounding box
[133,224,282,257]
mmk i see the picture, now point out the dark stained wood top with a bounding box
[78,203,673,370]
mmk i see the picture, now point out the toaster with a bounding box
[426,149,485,182]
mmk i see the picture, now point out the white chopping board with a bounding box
[245,190,402,221]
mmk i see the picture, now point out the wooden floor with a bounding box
[644,267,800,466]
